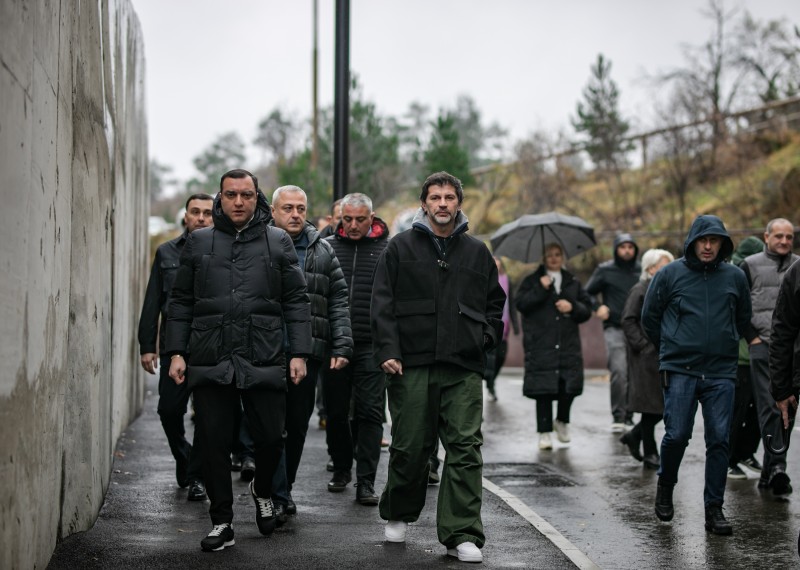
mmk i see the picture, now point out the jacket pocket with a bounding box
[250,314,283,365]
[188,314,224,365]
[395,298,436,355]
[455,301,486,359]
[159,261,178,294]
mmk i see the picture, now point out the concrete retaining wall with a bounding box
[0,1,148,567]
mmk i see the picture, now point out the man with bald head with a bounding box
[742,218,799,497]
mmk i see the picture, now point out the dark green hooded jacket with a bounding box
[641,215,752,379]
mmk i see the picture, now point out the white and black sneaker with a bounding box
[250,480,277,535]
[200,523,234,552]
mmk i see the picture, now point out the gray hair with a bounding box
[641,248,674,280]
[341,192,373,213]
[766,218,795,234]
[272,185,307,205]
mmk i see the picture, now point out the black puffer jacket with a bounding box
[166,191,312,390]
[276,221,353,362]
[516,265,592,398]
[326,218,390,344]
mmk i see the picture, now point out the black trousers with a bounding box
[535,394,575,433]
[323,343,384,483]
[193,382,285,524]
[284,358,322,488]
[157,357,203,483]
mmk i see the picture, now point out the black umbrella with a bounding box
[490,212,596,263]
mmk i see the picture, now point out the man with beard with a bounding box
[167,169,311,552]
[586,233,641,432]
[371,171,506,563]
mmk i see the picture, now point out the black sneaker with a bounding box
[727,466,747,480]
[356,480,379,506]
[250,481,276,536]
[200,523,235,552]
[428,469,441,485]
[770,467,793,497]
[705,504,733,535]
[188,480,207,501]
[326,458,335,472]
[286,493,297,515]
[230,454,242,472]
[655,483,674,522]
[240,457,256,482]
[328,470,352,492]
[740,456,762,473]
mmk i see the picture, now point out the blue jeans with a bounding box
[658,373,735,507]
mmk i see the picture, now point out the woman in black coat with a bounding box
[619,248,674,469]
[516,243,592,451]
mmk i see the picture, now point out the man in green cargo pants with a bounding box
[370,171,506,564]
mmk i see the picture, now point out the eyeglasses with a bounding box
[222,190,256,201]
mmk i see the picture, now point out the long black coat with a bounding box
[516,266,592,398]
[166,191,312,391]
[620,280,663,414]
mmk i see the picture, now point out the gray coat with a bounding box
[621,280,663,414]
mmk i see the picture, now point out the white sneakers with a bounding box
[554,420,571,443]
[447,542,483,563]
[384,520,408,543]
[387,522,482,563]
[538,432,553,450]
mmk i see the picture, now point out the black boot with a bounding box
[620,427,643,461]
[655,483,674,522]
[705,504,733,535]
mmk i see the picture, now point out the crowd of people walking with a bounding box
[139,167,800,560]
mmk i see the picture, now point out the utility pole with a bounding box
[333,0,349,201]
[311,0,319,170]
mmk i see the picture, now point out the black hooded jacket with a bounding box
[641,215,751,379]
[371,209,506,374]
[165,190,312,390]
[585,233,641,328]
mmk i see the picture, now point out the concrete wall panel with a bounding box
[0,0,148,567]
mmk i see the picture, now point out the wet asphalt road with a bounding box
[48,369,800,569]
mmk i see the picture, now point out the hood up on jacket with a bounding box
[730,235,765,267]
[683,214,734,271]
[211,188,273,234]
[613,232,639,268]
[410,207,469,238]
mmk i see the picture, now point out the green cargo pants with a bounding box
[379,363,485,549]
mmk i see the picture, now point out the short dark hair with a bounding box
[420,171,464,204]
[331,198,343,215]
[220,169,258,191]
[185,193,213,210]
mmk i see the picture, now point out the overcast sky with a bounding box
[132,0,800,185]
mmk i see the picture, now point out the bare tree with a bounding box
[734,12,800,104]
[658,0,748,177]
[650,89,711,233]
